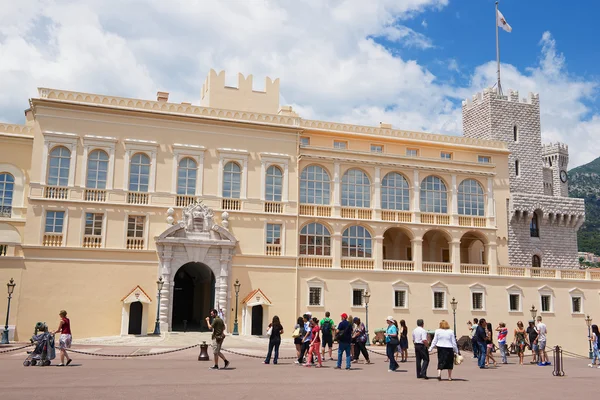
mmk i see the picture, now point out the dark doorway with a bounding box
[251,305,263,336]
[172,262,215,332]
[128,302,143,335]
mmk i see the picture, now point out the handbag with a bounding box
[266,327,273,336]
[388,336,399,347]
[454,354,464,365]
[292,327,301,338]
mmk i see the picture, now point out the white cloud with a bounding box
[421,19,428,28]
[0,2,597,168]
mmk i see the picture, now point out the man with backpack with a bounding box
[320,311,335,361]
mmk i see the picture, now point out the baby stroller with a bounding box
[23,322,56,367]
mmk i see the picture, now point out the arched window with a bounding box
[515,160,520,177]
[342,169,370,207]
[86,150,109,189]
[0,173,14,217]
[532,255,541,268]
[177,157,197,195]
[530,212,540,237]
[265,165,283,202]
[223,161,241,199]
[299,223,331,256]
[129,153,150,192]
[381,172,410,210]
[342,225,372,258]
[420,176,447,213]
[300,165,330,205]
[513,125,518,142]
[47,146,71,187]
[457,179,485,216]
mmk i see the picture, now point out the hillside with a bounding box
[569,156,600,256]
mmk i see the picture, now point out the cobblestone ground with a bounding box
[0,337,596,399]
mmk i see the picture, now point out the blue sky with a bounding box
[0,0,598,167]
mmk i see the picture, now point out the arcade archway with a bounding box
[171,262,215,332]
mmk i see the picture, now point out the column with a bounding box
[374,236,383,270]
[486,177,495,227]
[332,233,342,269]
[80,145,90,187]
[149,150,157,192]
[333,162,341,217]
[217,157,224,197]
[450,239,461,273]
[260,161,266,201]
[242,158,248,199]
[486,242,498,275]
[411,238,423,272]
[412,170,420,222]
[123,150,131,191]
[159,247,173,332]
[451,174,458,225]
[283,162,289,202]
[373,167,381,220]
[196,153,204,196]
[219,248,232,327]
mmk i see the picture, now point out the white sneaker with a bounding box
[589,364,594,368]
[597,366,600,369]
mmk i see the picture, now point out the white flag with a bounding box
[497,9,512,32]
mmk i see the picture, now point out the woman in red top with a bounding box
[54,310,73,366]
[304,317,322,367]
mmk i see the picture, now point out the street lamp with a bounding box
[530,305,537,321]
[152,277,164,335]
[450,297,458,339]
[1,278,16,345]
[363,291,371,346]
[585,315,593,359]
[232,279,241,336]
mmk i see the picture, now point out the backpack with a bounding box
[321,320,331,336]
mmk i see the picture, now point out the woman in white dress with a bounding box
[428,320,459,381]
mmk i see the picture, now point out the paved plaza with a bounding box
[0,335,596,399]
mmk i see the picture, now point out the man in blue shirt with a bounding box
[474,318,488,369]
[335,313,353,370]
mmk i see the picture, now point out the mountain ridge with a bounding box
[569,156,600,257]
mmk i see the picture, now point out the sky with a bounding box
[0,0,598,168]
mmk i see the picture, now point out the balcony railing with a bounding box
[42,233,63,247]
[560,269,586,280]
[44,186,69,200]
[341,258,374,270]
[422,262,452,273]
[127,192,149,205]
[264,201,283,214]
[83,235,102,248]
[341,207,372,220]
[460,264,489,275]
[381,210,412,223]
[530,268,556,278]
[126,238,145,250]
[420,213,450,225]
[176,195,198,207]
[299,204,331,217]
[590,271,600,281]
[84,189,106,202]
[0,206,11,218]
[222,198,241,211]
[458,216,487,228]
[265,244,281,256]
[498,266,526,277]
[298,256,332,268]
[383,260,414,271]
[0,245,7,256]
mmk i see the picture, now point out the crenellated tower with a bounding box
[542,142,569,197]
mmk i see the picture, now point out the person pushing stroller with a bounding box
[23,322,56,367]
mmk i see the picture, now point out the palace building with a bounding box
[0,69,593,354]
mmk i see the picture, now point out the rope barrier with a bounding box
[0,344,34,354]
[66,343,200,358]
[221,346,340,360]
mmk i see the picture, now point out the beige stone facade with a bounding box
[0,70,594,354]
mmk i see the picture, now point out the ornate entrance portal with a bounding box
[156,203,237,333]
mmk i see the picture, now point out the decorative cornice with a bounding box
[0,123,34,135]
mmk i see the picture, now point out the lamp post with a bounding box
[530,305,537,321]
[232,279,241,336]
[363,291,371,346]
[585,315,593,360]
[152,277,164,335]
[1,278,16,345]
[450,297,458,339]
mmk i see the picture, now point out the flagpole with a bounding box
[495,1,502,95]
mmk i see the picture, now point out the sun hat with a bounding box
[386,315,395,322]
[341,313,348,320]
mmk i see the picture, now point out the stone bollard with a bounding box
[552,345,565,376]
[198,341,210,361]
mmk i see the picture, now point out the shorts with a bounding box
[532,344,539,352]
[294,337,302,345]
[211,338,223,354]
[538,340,546,350]
[59,334,72,350]
[321,334,333,348]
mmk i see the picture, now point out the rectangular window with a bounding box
[433,291,445,309]
[478,156,491,163]
[45,211,65,233]
[541,295,552,312]
[509,294,520,312]
[300,137,310,146]
[440,152,452,160]
[352,289,364,307]
[406,148,419,157]
[371,144,383,153]
[334,140,348,150]
[84,213,103,236]
[472,293,484,310]
[571,297,582,313]
[265,223,281,244]
[309,287,322,306]
[127,216,145,238]
[394,290,407,308]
